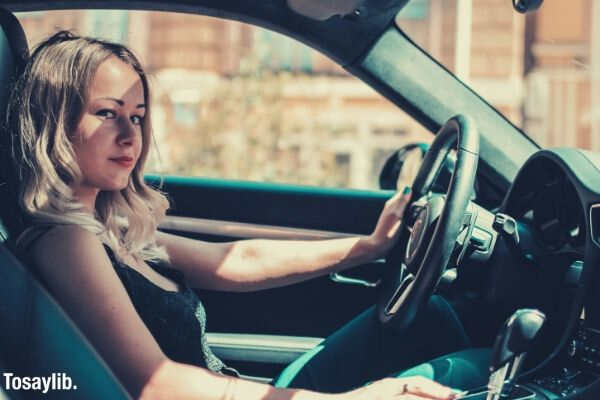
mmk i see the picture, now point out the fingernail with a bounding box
[402,186,411,195]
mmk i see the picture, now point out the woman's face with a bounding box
[70,56,146,200]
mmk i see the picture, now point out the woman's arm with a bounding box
[157,232,374,292]
[140,360,337,400]
[32,225,166,396]
[30,217,457,400]
[157,190,411,292]
[140,363,459,400]
[29,225,336,399]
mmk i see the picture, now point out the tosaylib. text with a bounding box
[3,372,77,393]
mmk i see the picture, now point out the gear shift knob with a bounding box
[487,309,545,400]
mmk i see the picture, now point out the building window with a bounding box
[333,152,351,187]
[372,126,407,136]
[173,102,198,127]
[257,30,313,72]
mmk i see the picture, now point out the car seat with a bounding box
[0,8,131,399]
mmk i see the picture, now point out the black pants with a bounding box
[276,295,491,393]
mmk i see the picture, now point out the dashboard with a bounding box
[505,152,589,254]
[492,149,600,398]
[500,149,599,322]
[500,149,597,259]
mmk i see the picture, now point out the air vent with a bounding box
[592,204,600,247]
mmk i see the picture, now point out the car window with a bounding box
[17,10,433,190]
[396,0,598,152]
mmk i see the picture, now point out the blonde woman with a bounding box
[7,31,481,399]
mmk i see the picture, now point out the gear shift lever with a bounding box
[486,309,545,400]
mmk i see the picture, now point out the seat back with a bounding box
[0,244,132,399]
[0,8,27,245]
[0,9,131,399]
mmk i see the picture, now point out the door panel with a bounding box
[148,175,393,338]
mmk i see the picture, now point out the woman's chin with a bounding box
[101,178,130,192]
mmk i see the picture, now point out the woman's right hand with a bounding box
[340,376,462,400]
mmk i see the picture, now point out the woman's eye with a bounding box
[131,115,144,125]
[96,109,117,119]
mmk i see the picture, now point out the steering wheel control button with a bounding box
[407,205,423,227]
[384,272,415,315]
[456,209,478,265]
[471,228,492,251]
[405,206,428,265]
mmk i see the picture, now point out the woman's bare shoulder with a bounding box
[32,224,102,255]
[28,224,121,306]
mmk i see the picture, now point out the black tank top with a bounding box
[102,245,234,374]
[21,225,233,375]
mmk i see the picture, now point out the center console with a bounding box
[459,320,600,399]
[526,320,600,398]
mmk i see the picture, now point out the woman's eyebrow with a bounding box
[96,97,146,108]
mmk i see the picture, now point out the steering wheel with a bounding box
[376,114,479,330]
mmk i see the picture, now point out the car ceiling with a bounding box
[0,0,409,66]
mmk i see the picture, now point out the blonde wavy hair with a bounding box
[8,31,170,263]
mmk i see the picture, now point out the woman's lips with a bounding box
[110,157,135,168]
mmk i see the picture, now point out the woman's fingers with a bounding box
[370,187,413,255]
[370,376,459,399]
[394,376,460,399]
[387,187,412,217]
[344,376,462,400]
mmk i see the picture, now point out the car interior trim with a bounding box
[237,374,273,384]
[329,268,382,287]
[159,215,362,240]
[591,203,600,248]
[205,333,324,365]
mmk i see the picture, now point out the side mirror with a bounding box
[378,142,455,193]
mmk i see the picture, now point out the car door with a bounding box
[129,12,435,340]
[151,175,392,338]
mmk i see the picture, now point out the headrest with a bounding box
[0,8,28,92]
[0,8,29,244]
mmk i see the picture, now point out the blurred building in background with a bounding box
[402,0,596,151]
[16,0,599,190]
[522,0,597,150]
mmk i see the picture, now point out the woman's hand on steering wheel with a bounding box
[368,187,412,259]
[341,376,462,399]
[376,115,479,329]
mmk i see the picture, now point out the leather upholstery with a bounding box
[0,244,132,399]
[0,7,27,244]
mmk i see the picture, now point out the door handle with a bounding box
[329,272,380,287]
[328,259,385,288]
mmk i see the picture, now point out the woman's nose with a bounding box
[116,117,139,146]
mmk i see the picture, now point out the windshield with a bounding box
[396,0,598,151]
